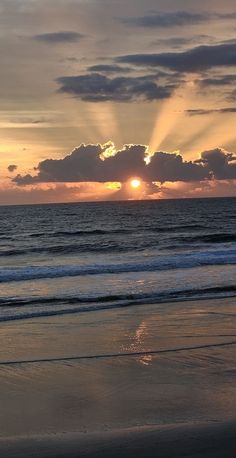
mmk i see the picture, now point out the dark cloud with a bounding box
[121,11,211,28]
[151,35,214,49]
[56,73,175,102]
[197,148,236,179]
[186,108,236,115]
[13,143,148,184]
[121,11,236,28]
[8,164,17,173]
[197,74,236,87]
[148,151,209,182]
[33,31,84,43]
[116,43,236,73]
[87,64,132,73]
[12,144,236,185]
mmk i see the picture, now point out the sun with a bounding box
[130,178,141,189]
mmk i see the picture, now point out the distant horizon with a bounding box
[1,194,236,208]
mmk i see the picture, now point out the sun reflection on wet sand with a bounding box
[124,320,154,366]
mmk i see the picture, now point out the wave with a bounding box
[1,251,236,282]
[0,242,132,257]
[149,224,207,233]
[0,293,133,307]
[29,228,133,238]
[0,235,12,240]
[24,227,203,241]
[1,229,235,258]
[175,233,236,244]
[1,285,236,308]
[1,225,208,241]
[0,285,235,322]
[0,249,236,283]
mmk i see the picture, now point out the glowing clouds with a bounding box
[105,182,122,190]
[99,141,117,160]
[12,143,236,187]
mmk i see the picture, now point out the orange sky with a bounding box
[0,0,236,204]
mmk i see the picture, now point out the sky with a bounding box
[0,0,236,204]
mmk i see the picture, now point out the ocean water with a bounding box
[0,197,235,322]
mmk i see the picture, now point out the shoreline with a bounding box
[0,338,235,368]
[1,421,235,457]
[0,288,235,325]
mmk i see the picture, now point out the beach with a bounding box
[1,422,236,457]
[1,0,236,452]
[0,297,235,456]
[0,199,235,456]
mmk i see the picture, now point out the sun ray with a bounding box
[148,79,196,155]
[86,102,119,142]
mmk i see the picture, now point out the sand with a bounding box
[0,421,236,457]
[0,297,235,456]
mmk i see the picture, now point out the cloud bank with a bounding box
[121,11,211,28]
[57,73,176,102]
[121,11,236,28]
[13,143,236,186]
[197,74,236,87]
[56,42,236,106]
[116,43,236,73]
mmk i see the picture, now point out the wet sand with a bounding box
[0,297,235,456]
[0,421,236,457]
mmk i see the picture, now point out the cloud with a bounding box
[196,148,236,179]
[8,164,17,172]
[186,108,236,115]
[0,182,113,206]
[197,74,236,87]
[152,180,236,199]
[57,73,175,102]
[121,11,211,28]
[121,11,236,28]
[33,31,84,43]
[13,143,148,184]
[87,64,132,73]
[151,35,214,49]
[2,179,236,205]
[116,43,236,73]
[12,143,236,186]
[150,152,210,182]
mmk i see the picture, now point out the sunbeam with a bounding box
[86,102,119,142]
[148,79,197,156]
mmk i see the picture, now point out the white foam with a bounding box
[0,249,236,283]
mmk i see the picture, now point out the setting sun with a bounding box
[130,178,141,189]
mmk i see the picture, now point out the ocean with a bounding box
[0,197,236,322]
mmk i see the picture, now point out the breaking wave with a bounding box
[0,248,236,283]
